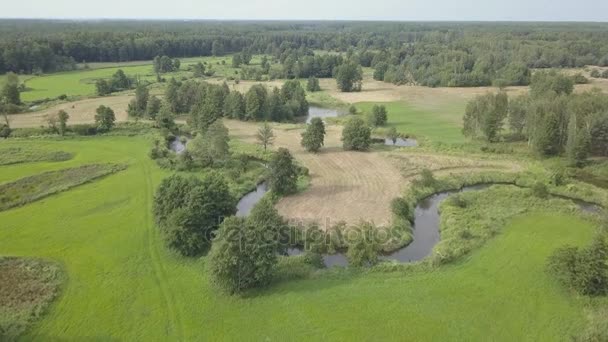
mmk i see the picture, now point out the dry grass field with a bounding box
[7,95,133,128]
[225,119,522,227]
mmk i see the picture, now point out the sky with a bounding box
[2,0,608,21]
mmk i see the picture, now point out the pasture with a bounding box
[0,136,598,339]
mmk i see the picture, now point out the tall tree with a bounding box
[342,116,371,151]
[301,117,326,152]
[335,62,363,92]
[94,105,116,132]
[268,148,298,195]
[256,122,275,151]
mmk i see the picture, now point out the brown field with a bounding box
[7,95,133,128]
[225,119,521,227]
[0,257,63,340]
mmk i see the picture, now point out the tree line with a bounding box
[463,71,608,165]
[2,20,608,85]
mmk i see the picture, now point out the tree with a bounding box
[2,74,20,105]
[301,117,325,152]
[268,148,298,195]
[335,62,363,92]
[155,173,235,256]
[386,126,399,144]
[462,92,508,142]
[373,62,389,81]
[173,59,181,70]
[57,110,69,136]
[110,69,131,90]
[155,102,176,131]
[95,79,112,96]
[128,83,149,119]
[193,62,205,77]
[208,207,281,294]
[94,105,115,132]
[306,77,321,92]
[256,122,274,151]
[0,113,10,139]
[369,105,388,127]
[205,120,231,162]
[508,95,528,137]
[223,91,246,119]
[342,116,371,151]
[165,78,180,113]
[245,84,268,120]
[566,115,591,167]
[146,96,162,119]
[232,54,242,68]
[281,80,309,117]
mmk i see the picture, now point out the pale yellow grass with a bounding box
[225,119,522,227]
[7,95,133,128]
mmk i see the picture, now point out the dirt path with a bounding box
[7,95,133,128]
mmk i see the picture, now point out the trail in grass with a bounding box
[140,157,185,341]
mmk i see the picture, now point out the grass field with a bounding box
[357,101,466,144]
[12,55,265,102]
[0,135,600,340]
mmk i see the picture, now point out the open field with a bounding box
[10,55,266,102]
[0,137,597,339]
[7,95,133,128]
[225,119,522,225]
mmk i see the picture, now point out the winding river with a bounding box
[235,182,602,268]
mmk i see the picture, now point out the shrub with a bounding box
[447,194,467,208]
[346,222,381,267]
[70,124,98,136]
[532,181,548,198]
[547,235,608,296]
[412,169,436,188]
[390,197,410,219]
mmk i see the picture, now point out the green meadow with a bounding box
[0,136,598,340]
[356,101,467,144]
[15,55,264,102]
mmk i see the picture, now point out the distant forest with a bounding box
[2,20,608,87]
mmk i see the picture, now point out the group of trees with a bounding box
[127,84,161,119]
[163,79,309,130]
[590,69,608,79]
[153,174,236,256]
[463,71,608,166]
[95,69,135,96]
[153,55,180,73]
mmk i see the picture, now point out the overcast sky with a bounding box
[2,0,608,21]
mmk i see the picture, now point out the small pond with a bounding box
[169,138,187,154]
[385,138,418,147]
[306,106,339,123]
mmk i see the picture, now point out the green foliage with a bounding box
[224,91,246,119]
[547,235,608,296]
[530,71,574,97]
[335,61,362,92]
[2,74,20,105]
[245,84,268,120]
[462,91,508,142]
[532,181,549,198]
[373,62,389,81]
[127,83,149,119]
[187,120,230,167]
[0,164,126,211]
[369,104,388,127]
[146,96,161,119]
[346,222,381,267]
[155,102,176,131]
[256,122,274,151]
[301,117,325,152]
[268,148,298,195]
[386,126,399,144]
[348,105,357,114]
[412,168,436,188]
[390,197,410,219]
[342,116,371,151]
[306,77,321,92]
[153,55,180,73]
[94,105,116,132]
[154,173,236,255]
[0,147,72,166]
[208,213,279,294]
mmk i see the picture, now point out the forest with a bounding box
[2,20,608,87]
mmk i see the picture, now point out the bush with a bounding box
[547,235,608,296]
[390,197,410,219]
[412,169,436,188]
[346,221,381,267]
[447,194,467,208]
[532,181,548,198]
[70,124,98,136]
